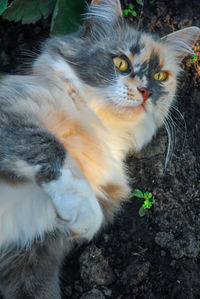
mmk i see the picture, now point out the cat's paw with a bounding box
[42,169,103,240]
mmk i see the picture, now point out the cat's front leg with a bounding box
[42,163,104,240]
[0,111,103,241]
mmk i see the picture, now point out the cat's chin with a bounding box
[122,103,145,114]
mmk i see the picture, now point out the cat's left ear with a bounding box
[162,26,200,60]
[82,0,122,38]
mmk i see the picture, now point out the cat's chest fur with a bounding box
[34,79,130,192]
[0,78,131,248]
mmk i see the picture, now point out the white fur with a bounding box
[88,5,116,24]
[49,57,83,93]
[95,82,143,108]
[108,114,156,159]
[133,64,140,72]
[42,169,104,240]
[14,160,41,180]
[131,114,156,151]
[0,181,56,248]
[0,167,103,249]
[87,1,121,26]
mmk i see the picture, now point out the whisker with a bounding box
[170,104,187,132]
[160,100,187,171]
[163,117,175,171]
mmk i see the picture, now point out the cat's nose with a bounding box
[137,87,152,102]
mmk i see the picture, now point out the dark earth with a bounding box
[0,0,200,298]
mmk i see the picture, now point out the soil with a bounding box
[0,0,200,298]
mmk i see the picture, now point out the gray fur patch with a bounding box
[0,231,71,299]
[135,53,168,102]
[66,48,116,87]
[0,109,66,184]
[50,24,146,88]
[130,35,143,55]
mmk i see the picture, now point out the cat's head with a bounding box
[42,0,199,151]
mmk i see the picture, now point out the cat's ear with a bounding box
[161,26,200,60]
[82,0,122,38]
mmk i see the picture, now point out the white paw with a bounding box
[42,169,103,240]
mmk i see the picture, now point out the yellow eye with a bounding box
[154,71,168,81]
[113,57,129,71]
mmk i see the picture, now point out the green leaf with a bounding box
[122,9,129,16]
[190,54,197,63]
[129,3,134,9]
[144,192,152,200]
[139,207,146,217]
[2,0,39,23]
[21,1,43,24]
[39,0,56,19]
[129,189,144,199]
[51,0,86,36]
[143,200,152,209]
[131,11,137,17]
[2,0,55,24]
[143,192,149,200]
[50,0,59,33]
[136,0,144,6]
[0,0,8,15]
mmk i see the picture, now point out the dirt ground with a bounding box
[0,0,200,298]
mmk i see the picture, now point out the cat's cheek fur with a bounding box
[42,169,104,240]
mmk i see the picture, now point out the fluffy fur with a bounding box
[0,0,199,297]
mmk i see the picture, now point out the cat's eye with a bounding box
[113,56,129,72]
[154,71,168,82]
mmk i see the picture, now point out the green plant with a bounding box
[190,54,197,63]
[0,0,86,36]
[122,0,156,18]
[122,3,137,17]
[0,0,8,15]
[130,189,156,217]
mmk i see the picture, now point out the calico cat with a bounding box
[0,0,199,298]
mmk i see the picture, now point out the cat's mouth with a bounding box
[124,104,145,113]
[123,99,146,112]
[125,86,151,112]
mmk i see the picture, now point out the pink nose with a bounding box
[137,87,152,102]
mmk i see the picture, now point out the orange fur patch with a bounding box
[0,178,23,186]
[42,108,109,187]
[98,182,130,219]
[102,182,130,202]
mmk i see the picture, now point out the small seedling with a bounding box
[190,54,197,63]
[129,189,156,216]
[122,4,137,17]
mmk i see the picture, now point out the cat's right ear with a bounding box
[161,27,200,60]
[82,0,122,38]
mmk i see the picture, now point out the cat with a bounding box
[0,0,199,298]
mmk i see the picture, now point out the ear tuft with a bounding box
[82,0,122,38]
[162,26,200,60]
